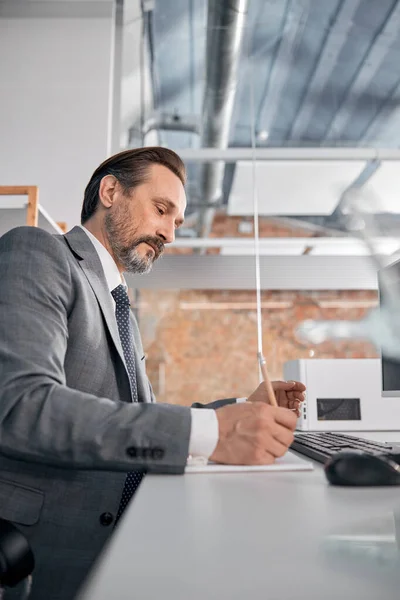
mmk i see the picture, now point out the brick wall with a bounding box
[209,214,320,238]
[137,214,379,406]
[139,288,378,405]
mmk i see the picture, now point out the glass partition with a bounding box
[135,288,378,406]
[124,0,400,404]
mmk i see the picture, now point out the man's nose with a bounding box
[157,222,175,244]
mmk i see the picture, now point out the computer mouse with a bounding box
[324,451,400,486]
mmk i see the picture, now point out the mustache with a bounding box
[133,236,164,256]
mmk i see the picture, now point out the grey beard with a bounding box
[120,246,154,274]
[104,214,156,274]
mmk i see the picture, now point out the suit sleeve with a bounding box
[191,398,238,409]
[0,227,190,474]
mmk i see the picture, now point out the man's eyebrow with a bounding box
[154,196,185,226]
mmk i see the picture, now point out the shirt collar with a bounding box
[79,225,126,292]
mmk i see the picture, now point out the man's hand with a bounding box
[248,380,306,416]
[210,402,297,465]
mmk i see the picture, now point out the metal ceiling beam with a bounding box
[126,255,385,290]
[282,213,400,235]
[289,0,361,140]
[178,147,400,161]
[256,0,311,138]
[195,0,248,239]
[324,2,400,141]
[168,236,397,252]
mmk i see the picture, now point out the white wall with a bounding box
[0,1,116,229]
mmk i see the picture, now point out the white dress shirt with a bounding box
[79,225,229,459]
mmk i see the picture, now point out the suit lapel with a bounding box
[62,227,128,374]
[62,226,152,403]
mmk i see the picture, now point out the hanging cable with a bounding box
[248,37,264,381]
[248,36,277,405]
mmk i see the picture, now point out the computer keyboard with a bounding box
[291,432,396,464]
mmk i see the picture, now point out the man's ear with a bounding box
[98,175,118,209]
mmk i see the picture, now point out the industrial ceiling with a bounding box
[131,0,400,237]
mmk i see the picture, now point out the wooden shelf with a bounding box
[0,186,64,236]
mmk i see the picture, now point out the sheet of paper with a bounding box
[185,451,313,474]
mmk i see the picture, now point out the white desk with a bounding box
[78,443,400,600]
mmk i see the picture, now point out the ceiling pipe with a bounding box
[196,0,249,240]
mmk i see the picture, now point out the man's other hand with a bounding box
[210,403,297,465]
[248,380,306,416]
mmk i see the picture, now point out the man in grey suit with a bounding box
[0,147,305,599]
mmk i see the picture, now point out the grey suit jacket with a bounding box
[0,226,236,600]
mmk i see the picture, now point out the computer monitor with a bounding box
[379,257,400,397]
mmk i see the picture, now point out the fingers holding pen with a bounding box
[211,400,298,466]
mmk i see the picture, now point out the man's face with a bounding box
[104,164,186,274]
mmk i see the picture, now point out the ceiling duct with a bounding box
[196,0,248,239]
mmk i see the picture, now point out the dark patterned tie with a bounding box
[111,284,144,524]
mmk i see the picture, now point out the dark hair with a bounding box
[81,147,186,224]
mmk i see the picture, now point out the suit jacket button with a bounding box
[99,512,114,526]
[126,446,137,458]
[152,448,165,460]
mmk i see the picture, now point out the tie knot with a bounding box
[111,284,130,307]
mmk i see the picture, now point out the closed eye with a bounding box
[153,197,185,228]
